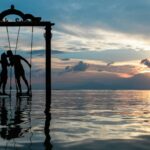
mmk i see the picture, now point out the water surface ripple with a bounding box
[51,90,150,150]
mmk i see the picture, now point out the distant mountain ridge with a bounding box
[52,72,150,90]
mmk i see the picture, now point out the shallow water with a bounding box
[1,90,150,150]
[0,90,48,150]
[51,90,150,150]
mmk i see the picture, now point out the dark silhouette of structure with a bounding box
[44,104,53,150]
[0,95,52,150]
[0,97,31,140]
[0,52,9,95]
[0,98,8,139]
[0,5,54,150]
[7,50,31,93]
[0,5,54,100]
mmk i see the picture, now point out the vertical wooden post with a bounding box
[45,23,51,110]
[44,23,53,150]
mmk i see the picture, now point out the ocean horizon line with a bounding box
[52,88,150,91]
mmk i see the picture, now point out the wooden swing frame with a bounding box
[0,5,54,110]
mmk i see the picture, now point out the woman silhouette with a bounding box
[0,52,9,95]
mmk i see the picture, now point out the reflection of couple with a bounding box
[0,50,31,95]
[0,97,31,140]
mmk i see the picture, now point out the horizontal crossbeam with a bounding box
[0,21,54,27]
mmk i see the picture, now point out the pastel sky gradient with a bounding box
[1,1,150,89]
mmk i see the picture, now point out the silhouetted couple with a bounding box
[0,50,31,95]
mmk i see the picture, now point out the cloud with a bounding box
[26,49,64,57]
[61,58,70,61]
[54,23,150,52]
[141,59,150,68]
[1,1,150,53]
[107,62,114,66]
[43,0,150,43]
[0,27,45,51]
[96,65,141,76]
[65,61,89,72]
[53,49,150,62]
[51,50,65,55]
[49,1,150,52]
[52,57,144,76]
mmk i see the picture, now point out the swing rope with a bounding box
[6,26,33,95]
[6,26,21,95]
[15,26,20,54]
[6,27,11,50]
[6,27,12,95]
[14,26,21,93]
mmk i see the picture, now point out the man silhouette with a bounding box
[0,52,9,95]
[7,50,31,93]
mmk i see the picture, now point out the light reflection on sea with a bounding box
[51,90,150,150]
[0,90,150,150]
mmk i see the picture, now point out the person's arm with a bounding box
[20,56,31,68]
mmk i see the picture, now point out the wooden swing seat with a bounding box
[16,92,32,97]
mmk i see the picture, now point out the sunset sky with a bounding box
[1,1,150,89]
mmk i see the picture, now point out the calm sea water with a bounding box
[0,90,150,150]
[51,90,150,150]
[0,90,47,150]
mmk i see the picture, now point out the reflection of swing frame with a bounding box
[0,5,54,106]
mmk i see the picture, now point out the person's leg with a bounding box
[16,77,22,93]
[0,81,3,94]
[0,80,2,90]
[22,74,29,93]
[0,72,5,93]
[2,76,7,94]
[0,75,2,88]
